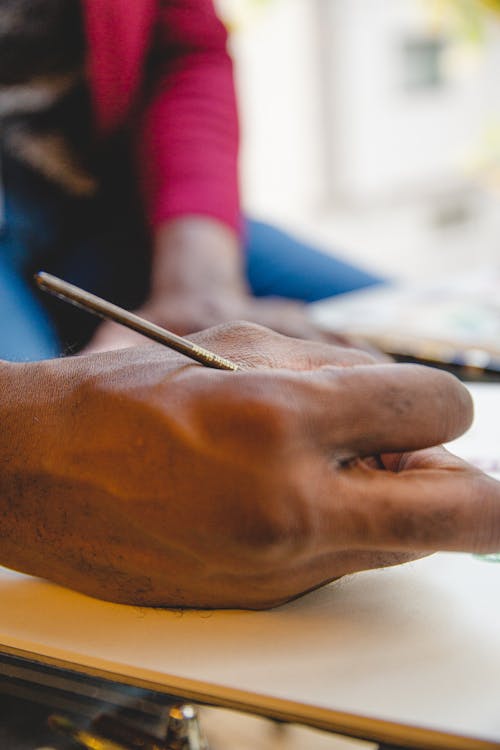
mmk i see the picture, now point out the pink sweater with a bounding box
[83,0,240,232]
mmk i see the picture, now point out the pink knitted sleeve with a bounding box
[136,0,241,234]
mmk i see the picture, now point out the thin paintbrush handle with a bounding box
[34,272,238,372]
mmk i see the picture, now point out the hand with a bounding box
[1,322,496,609]
[84,216,366,353]
[84,292,366,353]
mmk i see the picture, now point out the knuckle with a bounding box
[228,472,317,565]
[190,321,287,368]
[199,371,302,445]
[236,505,291,555]
[196,320,276,345]
[327,347,377,367]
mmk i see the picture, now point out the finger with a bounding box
[297,363,473,456]
[329,453,500,554]
[189,321,376,370]
[380,445,468,473]
[320,331,392,362]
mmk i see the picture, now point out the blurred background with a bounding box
[217,0,500,284]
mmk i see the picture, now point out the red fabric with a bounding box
[83,0,240,233]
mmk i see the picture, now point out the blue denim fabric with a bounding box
[245,219,381,302]
[0,145,150,360]
[0,252,60,361]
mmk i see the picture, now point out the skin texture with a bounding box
[85,217,344,353]
[1,321,498,609]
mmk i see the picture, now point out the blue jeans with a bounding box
[0,152,382,361]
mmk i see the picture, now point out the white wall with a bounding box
[321,0,500,203]
[227,0,500,211]
[221,0,500,280]
[227,0,325,221]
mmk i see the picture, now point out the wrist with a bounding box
[0,359,23,432]
[0,358,67,472]
[150,216,247,300]
[0,360,38,568]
